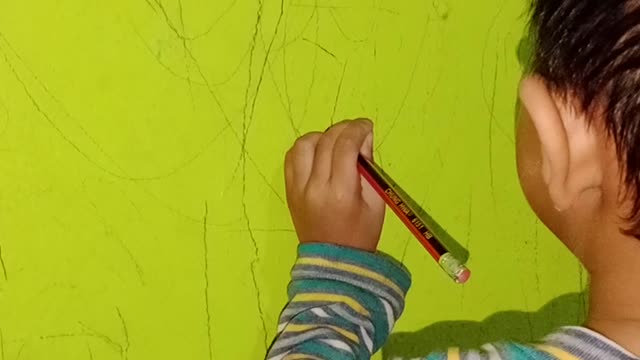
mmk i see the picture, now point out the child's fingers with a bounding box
[308,120,350,186]
[356,125,383,209]
[361,172,385,211]
[330,119,373,192]
[285,132,322,199]
[359,128,374,160]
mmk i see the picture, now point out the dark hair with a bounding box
[531,0,640,235]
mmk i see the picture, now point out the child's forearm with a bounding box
[266,243,411,360]
[266,245,598,360]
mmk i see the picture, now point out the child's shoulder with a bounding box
[419,327,637,360]
[420,342,554,360]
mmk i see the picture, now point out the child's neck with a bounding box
[586,237,640,356]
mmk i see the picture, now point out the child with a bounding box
[266,0,640,358]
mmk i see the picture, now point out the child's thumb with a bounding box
[360,129,374,160]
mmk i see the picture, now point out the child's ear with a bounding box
[519,76,603,211]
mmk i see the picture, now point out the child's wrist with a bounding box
[299,240,377,253]
[296,242,412,294]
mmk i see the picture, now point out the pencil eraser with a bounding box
[457,268,471,284]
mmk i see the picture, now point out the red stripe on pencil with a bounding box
[357,155,471,284]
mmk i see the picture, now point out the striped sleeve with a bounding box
[392,338,626,360]
[266,243,411,360]
[418,343,560,360]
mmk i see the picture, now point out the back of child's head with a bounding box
[530,0,640,236]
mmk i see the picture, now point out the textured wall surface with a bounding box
[0,1,586,359]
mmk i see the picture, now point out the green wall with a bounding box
[0,1,586,359]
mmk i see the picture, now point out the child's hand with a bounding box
[284,119,385,252]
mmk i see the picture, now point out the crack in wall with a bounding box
[0,244,7,281]
[202,202,214,360]
[116,308,129,360]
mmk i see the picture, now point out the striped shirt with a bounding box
[266,243,639,360]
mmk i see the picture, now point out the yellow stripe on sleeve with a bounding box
[447,347,461,360]
[291,293,371,317]
[283,354,322,360]
[535,344,582,360]
[296,257,404,297]
[283,323,360,344]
